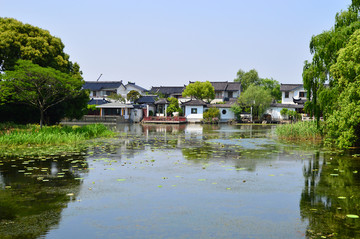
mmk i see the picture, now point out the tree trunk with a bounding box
[40,109,44,129]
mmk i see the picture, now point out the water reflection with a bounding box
[0,153,88,238]
[300,151,360,238]
[1,124,360,238]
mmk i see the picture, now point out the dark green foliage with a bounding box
[203,108,220,124]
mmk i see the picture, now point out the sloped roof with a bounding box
[150,86,185,95]
[226,82,241,91]
[83,81,124,91]
[188,81,241,91]
[182,99,207,106]
[280,84,303,92]
[126,82,148,92]
[96,102,134,108]
[135,95,156,104]
[155,98,169,104]
[88,98,110,105]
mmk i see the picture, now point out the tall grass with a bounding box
[0,124,115,146]
[275,121,322,141]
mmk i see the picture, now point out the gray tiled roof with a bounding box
[83,81,123,91]
[280,84,303,92]
[150,86,185,95]
[135,96,156,104]
[181,99,207,106]
[188,81,241,91]
[126,82,148,92]
[155,98,169,104]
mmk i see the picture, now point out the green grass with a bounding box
[0,123,115,146]
[275,121,322,141]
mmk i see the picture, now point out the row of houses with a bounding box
[82,80,308,123]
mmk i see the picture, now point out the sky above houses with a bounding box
[1,0,352,89]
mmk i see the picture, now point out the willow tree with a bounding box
[302,2,360,125]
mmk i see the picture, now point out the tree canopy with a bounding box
[182,81,215,103]
[231,84,272,121]
[302,1,360,124]
[0,17,81,77]
[234,68,281,101]
[302,0,360,148]
[166,97,182,116]
[126,90,141,103]
[1,60,86,128]
[0,18,88,126]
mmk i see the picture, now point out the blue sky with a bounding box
[1,0,352,89]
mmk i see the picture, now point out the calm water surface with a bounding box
[1,124,360,238]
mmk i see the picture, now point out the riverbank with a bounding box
[0,123,115,146]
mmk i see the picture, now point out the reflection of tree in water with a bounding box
[0,153,88,239]
[300,152,360,238]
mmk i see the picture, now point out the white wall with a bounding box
[266,107,295,121]
[218,108,235,122]
[185,106,204,123]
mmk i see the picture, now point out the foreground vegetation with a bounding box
[0,123,115,146]
[276,121,322,141]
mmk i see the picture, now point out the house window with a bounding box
[215,91,222,99]
[191,108,197,114]
[93,91,97,97]
[299,92,306,98]
[228,92,233,98]
[106,90,116,96]
[285,91,289,98]
[222,109,227,115]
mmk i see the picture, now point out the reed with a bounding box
[275,121,322,140]
[0,124,115,146]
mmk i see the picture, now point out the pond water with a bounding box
[1,124,360,238]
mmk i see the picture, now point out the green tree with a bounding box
[0,60,86,128]
[259,78,281,102]
[234,84,272,120]
[0,18,80,75]
[234,69,281,101]
[166,97,182,116]
[108,93,126,103]
[126,90,141,103]
[234,69,261,92]
[182,81,215,103]
[325,29,360,148]
[0,18,87,125]
[302,2,360,126]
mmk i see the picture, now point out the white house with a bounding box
[266,84,307,121]
[182,99,207,123]
[83,81,148,103]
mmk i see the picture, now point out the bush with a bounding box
[203,108,220,124]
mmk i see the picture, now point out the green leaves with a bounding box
[182,81,215,103]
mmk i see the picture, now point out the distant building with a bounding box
[83,81,148,103]
[149,86,186,98]
[83,81,125,99]
[266,84,307,121]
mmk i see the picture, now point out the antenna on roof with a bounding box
[96,74,103,81]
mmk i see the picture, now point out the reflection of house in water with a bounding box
[185,124,203,140]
